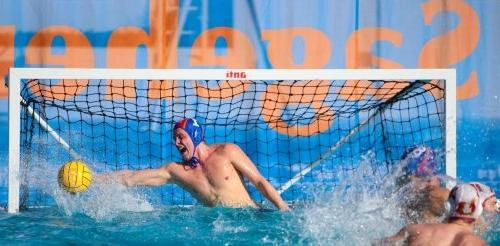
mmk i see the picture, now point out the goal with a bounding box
[7,68,456,213]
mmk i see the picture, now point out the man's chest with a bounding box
[175,158,239,187]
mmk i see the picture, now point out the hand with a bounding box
[279,203,291,211]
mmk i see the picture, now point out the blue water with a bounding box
[0,156,498,245]
[0,207,303,245]
[0,195,497,245]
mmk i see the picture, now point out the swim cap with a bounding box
[448,183,483,223]
[469,182,496,208]
[174,118,204,167]
[400,145,438,177]
[174,118,203,148]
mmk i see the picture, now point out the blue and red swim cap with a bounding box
[400,145,439,177]
[174,118,204,149]
[174,118,204,167]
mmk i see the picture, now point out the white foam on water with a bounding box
[298,151,408,246]
[23,160,154,221]
[211,213,249,234]
[55,181,155,220]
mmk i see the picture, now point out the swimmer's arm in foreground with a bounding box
[95,163,175,187]
[226,144,290,211]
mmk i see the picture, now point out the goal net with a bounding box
[7,69,456,213]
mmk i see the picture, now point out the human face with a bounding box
[174,128,194,161]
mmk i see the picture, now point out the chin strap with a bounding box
[188,156,200,168]
[186,145,200,168]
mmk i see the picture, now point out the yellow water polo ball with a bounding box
[58,160,92,193]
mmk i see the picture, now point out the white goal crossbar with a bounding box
[7,68,456,213]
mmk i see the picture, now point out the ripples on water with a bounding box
[1,152,497,245]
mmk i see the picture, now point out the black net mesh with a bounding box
[19,78,445,208]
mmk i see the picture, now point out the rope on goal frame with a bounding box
[21,98,82,160]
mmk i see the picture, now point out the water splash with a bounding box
[23,160,154,221]
[211,212,250,234]
[54,182,154,220]
[298,151,409,246]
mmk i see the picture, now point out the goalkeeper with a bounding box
[98,118,290,211]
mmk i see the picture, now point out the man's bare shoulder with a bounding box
[404,223,441,235]
[160,161,182,168]
[404,223,425,231]
[211,143,241,154]
[159,161,186,173]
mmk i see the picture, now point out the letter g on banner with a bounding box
[261,80,333,136]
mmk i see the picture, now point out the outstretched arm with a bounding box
[96,163,174,187]
[228,144,290,211]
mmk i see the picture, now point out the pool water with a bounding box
[0,206,303,245]
[0,198,497,245]
[0,159,497,245]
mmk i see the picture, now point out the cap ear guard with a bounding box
[448,183,483,222]
[469,182,497,211]
[190,122,203,147]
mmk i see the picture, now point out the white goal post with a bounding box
[7,68,456,213]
